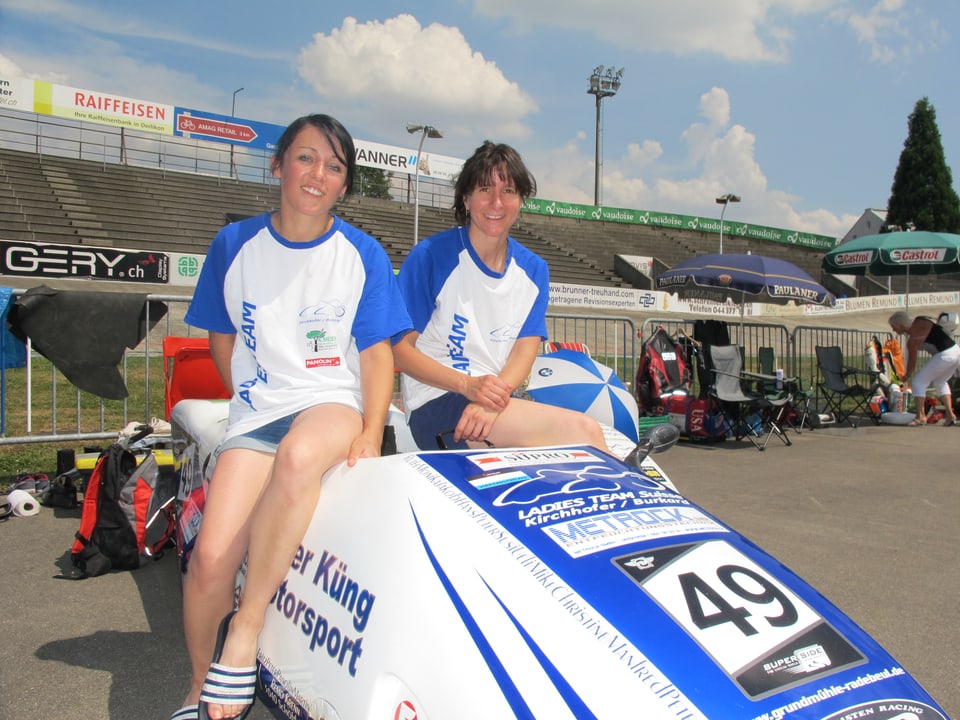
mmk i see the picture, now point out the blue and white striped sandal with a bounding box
[198,611,257,720]
[170,705,198,720]
[199,664,256,718]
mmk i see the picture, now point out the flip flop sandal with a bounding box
[198,611,257,720]
[907,418,925,427]
[0,501,11,521]
[170,705,199,720]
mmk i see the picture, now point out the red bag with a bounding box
[663,395,727,440]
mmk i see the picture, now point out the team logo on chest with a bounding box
[300,301,344,368]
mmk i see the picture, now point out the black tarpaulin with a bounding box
[9,286,167,400]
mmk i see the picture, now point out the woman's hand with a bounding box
[346,428,383,467]
[455,402,500,444]
[465,374,511,411]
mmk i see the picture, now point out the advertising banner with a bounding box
[37,81,174,134]
[522,198,836,252]
[0,240,169,283]
[175,108,283,152]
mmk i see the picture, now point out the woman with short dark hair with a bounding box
[392,141,608,452]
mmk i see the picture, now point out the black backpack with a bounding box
[636,327,692,415]
[69,430,176,578]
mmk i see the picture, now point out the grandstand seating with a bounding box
[2,146,955,295]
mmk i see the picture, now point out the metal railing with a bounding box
[0,293,195,445]
[0,292,636,445]
[0,107,453,211]
[640,317,904,415]
[545,314,637,384]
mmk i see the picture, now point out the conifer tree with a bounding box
[886,97,960,233]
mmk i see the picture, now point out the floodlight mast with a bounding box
[716,193,741,254]
[229,87,244,178]
[406,123,444,245]
[587,66,623,207]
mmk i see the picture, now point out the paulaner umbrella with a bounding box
[656,253,835,334]
[822,230,960,312]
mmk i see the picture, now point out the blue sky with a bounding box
[0,0,956,239]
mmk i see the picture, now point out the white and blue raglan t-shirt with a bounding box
[185,213,412,443]
[395,226,549,415]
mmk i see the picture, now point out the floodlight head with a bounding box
[407,123,443,139]
[587,65,623,98]
[716,193,741,205]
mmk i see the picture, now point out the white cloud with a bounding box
[829,0,945,64]
[0,40,224,111]
[0,0,285,61]
[532,85,856,238]
[473,0,840,61]
[682,87,732,166]
[297,15,538,144]
[0,53,25,77]
[626,140,663,167]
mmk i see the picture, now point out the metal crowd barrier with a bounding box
[640,317,900,414]
[0,293,636,446]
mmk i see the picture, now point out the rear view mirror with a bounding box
[623,422,680,469]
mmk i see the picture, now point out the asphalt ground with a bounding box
[0,416,957,720]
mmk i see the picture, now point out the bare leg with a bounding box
[484,397,610,451]
[180,448,273,711]
[203,404,361,719]
[940,393,956,422]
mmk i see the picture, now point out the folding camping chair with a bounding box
[162,336,232,420]
[815,345,883,427]
[708,344,792,450]
[757,346,810,432]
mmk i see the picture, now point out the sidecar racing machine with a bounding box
[169,351,950,720]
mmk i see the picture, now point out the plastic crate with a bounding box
[638,415,671,432]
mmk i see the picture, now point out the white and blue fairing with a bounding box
[170,398,949,720]
[243,443,947,720]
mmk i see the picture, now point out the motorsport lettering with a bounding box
[269,547,376,678]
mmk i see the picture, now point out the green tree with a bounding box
[886,97,960,232]
[353,166,392,199]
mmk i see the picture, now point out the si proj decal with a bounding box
[468,448,602,472]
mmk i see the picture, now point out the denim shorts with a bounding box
[408,392,472,450]
[218,412,300,454]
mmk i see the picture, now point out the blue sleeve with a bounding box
[352,237,413,352]
[515,244,550,340]
[394,229,461,339]
[183,228,235,334]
